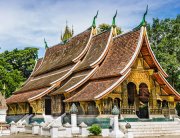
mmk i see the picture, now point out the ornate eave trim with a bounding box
[73,27,94,62]
[31,49,48,77]
[95,68,131,100]
[28,84,57,102]
[50,61,81,85]
[90,27,113,67]
[157,72,180,100]
[65,66,99,93]
[120,27,144,75]
[144,27,168,78]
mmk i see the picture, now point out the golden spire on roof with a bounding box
[61,21,74,42]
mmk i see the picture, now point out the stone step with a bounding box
[129,126,180,129]
[121,125,180,128]
[121,121,180,137]
[120,122,179,126]
[133,132,180,137]
[129,128,180,132]
[131,130,180,133]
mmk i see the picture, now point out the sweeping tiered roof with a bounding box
[6,20,180,104]
[6,27,93,103]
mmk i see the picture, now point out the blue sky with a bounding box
[0,0,179,57]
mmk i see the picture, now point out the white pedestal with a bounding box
[0,109,7,123]
[50,126,59,138]
[32,124,39,135]
[71,114,79,134]
[10,122,17,134]
[125,131,134,138]
[102,129,110,137]
[110,115,124,138]
[58,126,66,137]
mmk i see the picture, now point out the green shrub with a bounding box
[88,124,102,136]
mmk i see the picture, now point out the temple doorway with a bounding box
[29,104,33,114]
[127,82,137,106]
[87,102,99,115]
[114,98,120,109]
[127,82,140,116]
[45,98,51,115]
[138,83,150,118]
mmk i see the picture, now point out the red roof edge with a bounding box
[73,27,94,62]
[157,72,180,100]
[28,84,57,102]
[144,27,168,78]
[119,27,144,75]
[95,68,131,100]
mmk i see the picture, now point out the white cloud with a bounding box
[0,0,179,57]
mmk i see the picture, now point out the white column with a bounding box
[50,125,59,138]
[58,126,66,137]
[70,103,79,134]
[10,121,17,134]
[0,109,7,123]
[79,122,89,137]
[71,113,79,134]
[110,105,124,138]
[39,122,45,135]
[32,122,39,135]
[64,123,72,137]
[71,114,77,127]
[110,115,124,138]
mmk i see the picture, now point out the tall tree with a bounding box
[98,23,122,34]
[1,47,38,78]
[0,47,38,97]
[147,15,180,92]
[0,56,24,97]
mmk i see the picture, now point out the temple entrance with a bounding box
[127,82,137,106]
[45,98,51,115]
[127,82,139,115]
[114,98,120,109]
[87,102,99,115]
[29,104,33,114]
[138,83,150,118]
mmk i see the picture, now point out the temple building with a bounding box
[6,10,180,121]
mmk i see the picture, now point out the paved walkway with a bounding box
[1,133,180,138]
[1,133,46,138]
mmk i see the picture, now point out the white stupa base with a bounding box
[110,130,124,138]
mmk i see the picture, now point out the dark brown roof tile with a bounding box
[91,30,141,79]
[33,29,91,76]
[65,77,118,102]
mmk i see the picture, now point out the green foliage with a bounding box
[176,102,180,116]
[1,47,38,78]
[147,15,180,92]
[0,47,38,97]
[98,23,122,34]
[88,124,102,136]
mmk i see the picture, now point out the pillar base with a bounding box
[110,130,124,138]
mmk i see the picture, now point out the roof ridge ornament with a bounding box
[92,10,99,28]
[133,5,148,31]
[112,10,117,27]
[44,38,49,49]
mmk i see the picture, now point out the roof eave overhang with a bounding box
[63,66,99,93]
[156,72,180,100]
[94,68,131,100]
[28,84,57,102]
[90,27,113,68]
[73,27,94,62]
[119,27,144,75]
[144,27,168,78]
